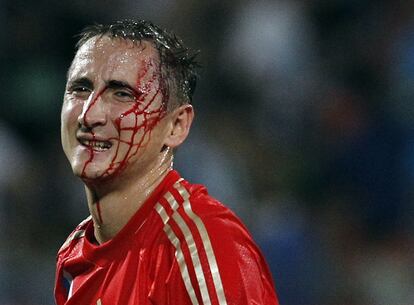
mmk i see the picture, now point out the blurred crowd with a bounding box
[0,0,413,304]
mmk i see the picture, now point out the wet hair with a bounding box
[76,19,199,110]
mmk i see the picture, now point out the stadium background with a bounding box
[0,1,413,304]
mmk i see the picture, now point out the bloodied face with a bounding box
[61,36,171,182]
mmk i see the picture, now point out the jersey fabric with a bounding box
[55,170,279,305]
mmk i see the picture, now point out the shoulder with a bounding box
[179,179,251,242]
[158,178,279,304]
[57,215,92,255]
[156,177,253,263]
[158,178,246,241]
[160,177,253,241]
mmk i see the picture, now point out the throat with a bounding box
[86,154,174,244]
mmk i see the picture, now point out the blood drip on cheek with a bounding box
[98,59,167,179]
[80,87,107,178]
[80,59,167,226]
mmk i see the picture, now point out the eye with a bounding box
[113,90,136,103]
[67,86,92,99]
[74,86,90,92]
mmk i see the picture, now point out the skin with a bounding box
[61,36,194,243]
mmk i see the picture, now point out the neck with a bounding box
[84,152,173,244]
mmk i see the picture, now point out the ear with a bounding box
[164,104,194,148]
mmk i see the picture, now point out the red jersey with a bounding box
[55,170,279,305]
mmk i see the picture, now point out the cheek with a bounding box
[117,111,146,145]
[117,111,138,129]
[61,100,82,153]
[61,100,82,128]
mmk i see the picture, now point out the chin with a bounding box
[74,161,123,182]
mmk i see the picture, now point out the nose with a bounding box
[78,91,107,128]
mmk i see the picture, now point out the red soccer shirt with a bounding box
[55,170,279,305]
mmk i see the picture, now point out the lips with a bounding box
[77,135,113,151]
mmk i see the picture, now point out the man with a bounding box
[55,19,279,305]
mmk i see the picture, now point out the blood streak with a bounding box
[79,60,163,179]
[80,87,107,178]
[98,59,166,178]
[80,58,167,226]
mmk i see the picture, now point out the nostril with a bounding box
[79,123,93,133]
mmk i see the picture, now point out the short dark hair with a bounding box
[76,19,199,110]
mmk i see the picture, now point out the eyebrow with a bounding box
[67,77,93,89]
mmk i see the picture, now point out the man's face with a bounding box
[61,36,169,182]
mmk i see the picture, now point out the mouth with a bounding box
[78,138,112,151]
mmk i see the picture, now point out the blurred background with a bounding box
[0,0,413,304]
